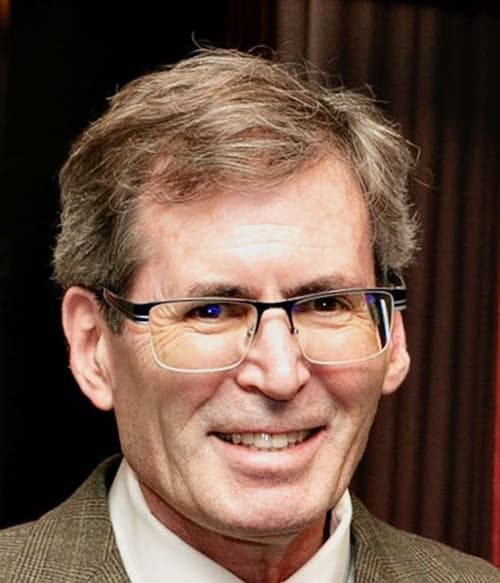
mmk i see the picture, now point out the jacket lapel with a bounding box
[351,496,458,583]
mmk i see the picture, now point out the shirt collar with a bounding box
[109,458,353,583]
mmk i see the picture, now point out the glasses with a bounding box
[99,281,406,373]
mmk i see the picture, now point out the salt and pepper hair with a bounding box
[53,48,418,329]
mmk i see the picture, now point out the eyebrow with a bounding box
[184,282,255,298]
[283,275,368,298]
[184,275,368,300]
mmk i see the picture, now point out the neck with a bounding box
[141,484,328,583]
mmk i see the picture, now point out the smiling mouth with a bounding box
[214,428,321,451]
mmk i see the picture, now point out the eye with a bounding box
[185,302,250,321]
[294,294,350,315]
[312,295,350,312]
[192,303,224,319]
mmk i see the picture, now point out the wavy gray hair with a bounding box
[53,48,418,330]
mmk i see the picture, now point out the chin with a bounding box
[216,515,320,542]
[200,490,327,541]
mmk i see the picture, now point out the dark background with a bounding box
[1,0,498,562]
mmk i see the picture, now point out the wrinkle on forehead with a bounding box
[133,157,374,298]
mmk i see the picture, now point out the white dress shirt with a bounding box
[109,459,354,582]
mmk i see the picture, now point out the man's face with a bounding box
[99,158,408,540]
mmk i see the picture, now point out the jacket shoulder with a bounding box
[0,456,128,583]
[351,496,499,582]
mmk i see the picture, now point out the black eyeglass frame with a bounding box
[95,278,406,372]
[99,284,406,326]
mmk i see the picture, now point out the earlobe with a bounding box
[381,312,410,395]
[62,287,114,411]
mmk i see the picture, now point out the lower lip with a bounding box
[210,429,325,476]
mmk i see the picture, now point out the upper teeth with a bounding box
[217,430,313,450]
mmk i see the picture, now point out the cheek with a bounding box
[156,372,233,441]
[106,331,166,447]
[319,363,387,466]
[320,359,388,412]
[110,329,228,441]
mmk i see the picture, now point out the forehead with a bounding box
[133,158,374,298]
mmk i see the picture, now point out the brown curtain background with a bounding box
[228,0,499,561]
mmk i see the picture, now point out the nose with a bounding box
[235,309,311,400]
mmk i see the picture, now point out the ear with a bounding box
[62,286,114,411]
[381,311,410,395]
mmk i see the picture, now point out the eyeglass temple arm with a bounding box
[99,289,151,323]
[386,272,407,311]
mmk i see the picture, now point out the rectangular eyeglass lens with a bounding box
[294,291,392,363]
[149,301,256,370]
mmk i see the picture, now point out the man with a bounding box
[0,49,497,582]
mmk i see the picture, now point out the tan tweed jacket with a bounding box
[0,456,497,582]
